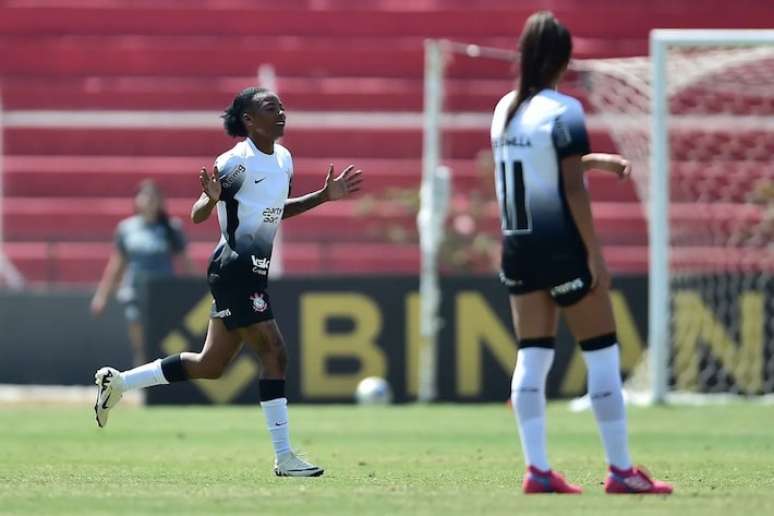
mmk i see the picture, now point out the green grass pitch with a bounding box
[1,403,773,515]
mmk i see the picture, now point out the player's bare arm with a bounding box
[561,155,609,290]
[582,153,631,179]
[482,148,631,180]
[283,164,363,219]
[90,251,127,316]
[191,166,221,224]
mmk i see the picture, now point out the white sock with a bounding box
[261,397,292,458]
[119,359,169,391]
[510,347,554,471]
[583,344,632,470]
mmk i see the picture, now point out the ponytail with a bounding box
[504,11,572,129]
[135,180,179,252]
[156,208,178,252]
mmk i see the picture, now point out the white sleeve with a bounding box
[214,153,242,181]
[214,153,247,197]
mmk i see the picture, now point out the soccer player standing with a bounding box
[94,87,363,477]
[91,180,193,367]
[491,12,672,494]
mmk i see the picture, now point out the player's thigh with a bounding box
[509,290,559,340]
[199,317,243,364]
[561,283,616,341]
[239,319,285,355]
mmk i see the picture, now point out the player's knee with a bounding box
[277,344,288,373]
[265,333,288,370]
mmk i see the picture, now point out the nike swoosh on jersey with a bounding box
[254,178,266,184]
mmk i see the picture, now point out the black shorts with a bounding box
[500,238,592,307]
[207,256,274,330]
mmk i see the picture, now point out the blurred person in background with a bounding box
[91,179,193,366]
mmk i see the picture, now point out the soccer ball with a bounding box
[355,377,392,405]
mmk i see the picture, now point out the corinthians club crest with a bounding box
[250,293,268,312]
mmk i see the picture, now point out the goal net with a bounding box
[645,31,774,402]
[420,30,774,404]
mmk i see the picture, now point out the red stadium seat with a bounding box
[2,0,772,284]
[2,155,639,202]
[2,127,622,158]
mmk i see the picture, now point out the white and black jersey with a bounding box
[491,88,590,243]
[491,89,593,305]
[207,138,292,329]
[211,138,292,279]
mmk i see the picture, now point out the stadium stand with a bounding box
[1,0,771,283]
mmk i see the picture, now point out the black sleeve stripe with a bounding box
[224,198,239,250]
[499,160,509,225]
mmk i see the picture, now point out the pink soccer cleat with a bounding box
[605,465,673,494]
[522,466,583,494]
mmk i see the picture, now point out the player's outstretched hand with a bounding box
[584,153,631,180]
[200,166,222,201]
[610,155,632,180]
[323,164,364,201]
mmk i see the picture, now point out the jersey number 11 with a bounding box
[499,160,531,233]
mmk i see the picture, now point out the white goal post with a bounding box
[417,40,449,402]
[649,29,774,403]
[0,93,25,290]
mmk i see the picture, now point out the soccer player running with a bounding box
[492,12,672,494]
[94,87,363,478]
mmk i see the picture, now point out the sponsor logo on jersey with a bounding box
[250,293,268,313]
[212,308,232,319]
[550,277,585,297]
[263,207,283,224]
[221,163,246,188]
[251,256,270,275]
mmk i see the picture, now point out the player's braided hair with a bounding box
[222,87,270,137]
[505,11,572,128]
